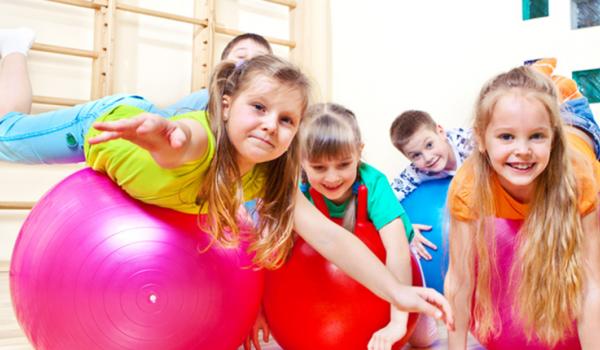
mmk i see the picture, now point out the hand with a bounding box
[410,224,437,260]
[243,308,270,350]
[393,286,454,331]
[367,320,407,350]
[88,113,188,151]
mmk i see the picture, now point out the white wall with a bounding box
[0,0,290,262]
[330,0,600,178]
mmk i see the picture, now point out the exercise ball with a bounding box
[473,218,580,350]
[263,185,423,350]
[10,168,263,350]
[401,177,451,293]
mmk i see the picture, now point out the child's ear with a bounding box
[474,128,486,153]
[436,124,446,138]
[222,95,232,121]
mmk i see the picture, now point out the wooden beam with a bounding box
[31,43,98,59]
[116,3,208,26]
[215,26,295,49]
[33,95,87,106]
[0,202,34,210]
[91,0,116,99]
[192,0,214,91]
[47,0,106,10]
[263,0,296,9]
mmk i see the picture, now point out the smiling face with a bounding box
[401,125,456,174]
[222,75,304,174]
[481,93,553,202]
[302,152,361,205]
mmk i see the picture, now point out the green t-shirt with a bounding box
[303,162,414,241]
[84,105,265,214]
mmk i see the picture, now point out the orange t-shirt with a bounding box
[449,133,600,221]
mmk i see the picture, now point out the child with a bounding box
[0,28,271,164]
[445,66,600,349]
[298,103,438,349]
[389,110,473,259]
[83,55,454,327]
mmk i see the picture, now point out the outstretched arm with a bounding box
[367,218,412,350]
[89,113,209,168]
[445,219,474,350]
[293,194,454,328]
[578,209,600,349]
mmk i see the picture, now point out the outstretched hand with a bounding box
[88,113,188,152]
[393,286,454,331]
[410,224,437,260]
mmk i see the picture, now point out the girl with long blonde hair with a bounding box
[445,66,600,349]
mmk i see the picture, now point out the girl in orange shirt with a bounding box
[445,66,600,349]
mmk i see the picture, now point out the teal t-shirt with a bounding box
[303,162,414,241]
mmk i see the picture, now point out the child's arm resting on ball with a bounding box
[293,193,454,329]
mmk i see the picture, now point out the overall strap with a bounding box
[356,184,368,224]
[309,187,332,219]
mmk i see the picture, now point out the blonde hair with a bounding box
[449,66,586,345]
[299,103,362,231]
[201,54,310,269]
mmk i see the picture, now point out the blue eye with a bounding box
[425,142,433,149]
[411,153,422,160]
[499,133,513,141]
[253,103,265,112]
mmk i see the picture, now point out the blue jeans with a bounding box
[561,97,600,159]
[0,89,208,164]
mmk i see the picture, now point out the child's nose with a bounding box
[515,140,532,156]
[261,113,277,132]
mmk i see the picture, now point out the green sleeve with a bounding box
[361,163,414,241]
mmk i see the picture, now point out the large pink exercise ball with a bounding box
[475,218,580,349]
[10,168,263,350]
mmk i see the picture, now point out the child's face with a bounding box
[222,75,303,174]
[481,94,553,202]
[225,39,270,62]
[402,125,455,174]
[302,152,360,205]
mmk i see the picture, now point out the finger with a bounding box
[262,326,270,342]
[169,128,187,149]
[418,288,454,329]
[420,236,438,250]
[418,245,432,260]
[252,335,261,350]
[367,336,375,350]
[88,131,123,145]
[414,224,432,232]
[243,337,250,350]
[92,118,144,132]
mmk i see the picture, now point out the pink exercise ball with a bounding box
[10,168,263,350]
[476,218,580,350]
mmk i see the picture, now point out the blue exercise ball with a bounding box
[401,178,451,294]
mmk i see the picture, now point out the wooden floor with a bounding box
[0,262,482,350]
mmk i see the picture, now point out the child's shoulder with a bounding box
[358,162,389,183]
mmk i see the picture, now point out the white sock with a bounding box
[0,28,36,58]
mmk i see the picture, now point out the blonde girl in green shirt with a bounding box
[88,55,455,330]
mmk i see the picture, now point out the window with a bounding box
[573,68,600,103]
[523,0,549,20]
[571,0,600,29]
